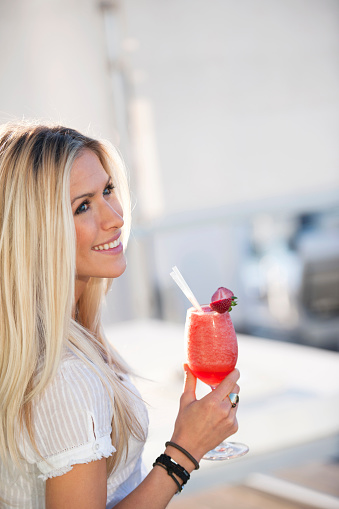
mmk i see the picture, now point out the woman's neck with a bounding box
[74,276,90,305]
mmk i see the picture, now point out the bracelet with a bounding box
[153,454,190,493]
[153,462,182,493]
[165,441,200,470]
[154,454,190,485]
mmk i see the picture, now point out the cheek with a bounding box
[74,222,93,252]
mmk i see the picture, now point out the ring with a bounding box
[228,393,239,408]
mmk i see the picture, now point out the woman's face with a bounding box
[70,149,127,288]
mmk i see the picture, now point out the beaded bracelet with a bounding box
[165,441,200,470]
[153,454,190,493]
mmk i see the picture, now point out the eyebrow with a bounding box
[71,176,112,205]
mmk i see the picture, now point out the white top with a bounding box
[0,349,149,508]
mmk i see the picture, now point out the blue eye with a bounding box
[75,200,90,215]
[103,183,115,196]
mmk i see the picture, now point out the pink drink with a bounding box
[185,305,238,387]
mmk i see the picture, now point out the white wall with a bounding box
[124,0,339,219]
[119,0,339,325]
[0,0,116,141]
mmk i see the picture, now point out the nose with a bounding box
[100,198,124,231]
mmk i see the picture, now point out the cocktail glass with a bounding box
[185,305,249,460]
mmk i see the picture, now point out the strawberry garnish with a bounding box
[210,287,238,314]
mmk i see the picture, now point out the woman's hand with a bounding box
[169,365,240,463]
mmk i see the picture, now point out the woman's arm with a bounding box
[46,367,239,509]
[46,457,108,509]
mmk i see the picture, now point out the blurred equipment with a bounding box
[241,207,339,350]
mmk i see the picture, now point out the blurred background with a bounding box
[1,1,339,507]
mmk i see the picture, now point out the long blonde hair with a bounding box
[0,120,144,478]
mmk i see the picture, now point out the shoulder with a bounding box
[34,350,114,420]
[24,350,116,480]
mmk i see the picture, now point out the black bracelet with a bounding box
[165,441,200,470]
[153,454,190,493]
[154,454,190,485]
[153,462,182,493]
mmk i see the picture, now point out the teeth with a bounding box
[94,237,121,251]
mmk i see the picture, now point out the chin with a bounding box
[78,254,127,280]
[100,259,127,279]
[108,264,127,279]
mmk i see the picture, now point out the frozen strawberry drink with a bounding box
[185,287,238,388]
[169,270,249,460]
[184,287,248,459]
[185,305,238,387]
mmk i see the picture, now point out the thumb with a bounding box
[180,363,197,406]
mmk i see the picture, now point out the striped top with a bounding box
[0,349,149,508]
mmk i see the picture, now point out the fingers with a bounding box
[213,369,240,401]
[180,364,197,407]
[232,383,240,395]
[173,367,240,458]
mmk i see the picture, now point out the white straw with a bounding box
[170,266,203,312]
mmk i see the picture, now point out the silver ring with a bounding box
[228,393,239,408]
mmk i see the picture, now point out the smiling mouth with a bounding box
[93,237,121,251]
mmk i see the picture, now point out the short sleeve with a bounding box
[22,355,116,481]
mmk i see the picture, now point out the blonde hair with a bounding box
[0,120,144,480]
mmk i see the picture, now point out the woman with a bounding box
[0,121,240,509]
